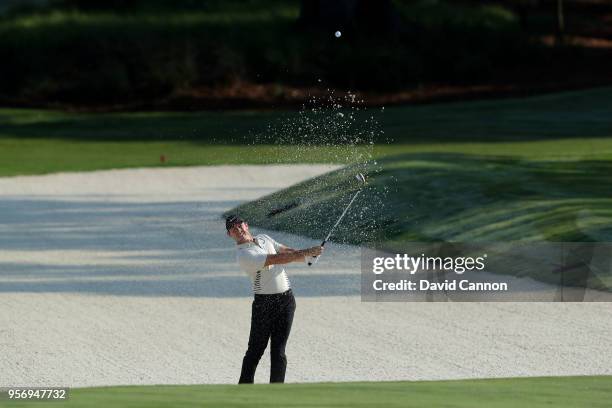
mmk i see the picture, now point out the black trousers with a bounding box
[239,289,296,384]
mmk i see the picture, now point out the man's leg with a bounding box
[269,293,296,383]
[239,299,272,384]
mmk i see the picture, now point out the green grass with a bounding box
[3,137,612,176]
[1,87,612,177]
[2,8,300,29]
[1,376,611,408]
[3,87,611,143]
[394,0,518,30]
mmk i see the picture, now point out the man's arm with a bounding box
[272,239,306,257]
[264,246,323,267]
[277,244,297,254]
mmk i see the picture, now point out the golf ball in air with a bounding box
[335,31,342,38]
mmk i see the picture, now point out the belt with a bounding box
[254,289,293,299]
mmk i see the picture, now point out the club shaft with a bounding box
[308,190,361,266]
[323,190,361,243]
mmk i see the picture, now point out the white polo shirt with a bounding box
[236,234,291,295]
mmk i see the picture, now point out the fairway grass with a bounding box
[1,376,611,408]
[1,87,612,177]
[2,137,612,177]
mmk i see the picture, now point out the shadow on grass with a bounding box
[1,87,611,142]
[233,152,612,241]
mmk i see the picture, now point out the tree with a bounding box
[556,0,565,45]
[299,0,399,34]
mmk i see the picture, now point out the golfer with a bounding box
[225,215,323,384]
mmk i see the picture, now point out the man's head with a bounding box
[226,214,252,243]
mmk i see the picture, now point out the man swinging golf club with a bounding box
[226,215,323,384]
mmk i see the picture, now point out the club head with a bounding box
[355,172,366,184]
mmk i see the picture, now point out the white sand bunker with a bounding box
[1,165,611,388]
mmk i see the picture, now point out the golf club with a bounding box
[308,172,367,266]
